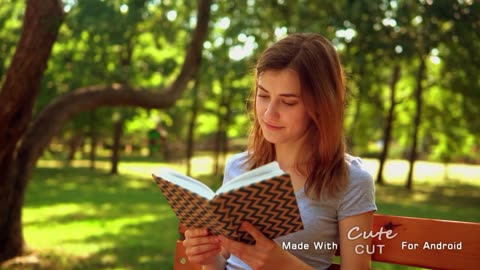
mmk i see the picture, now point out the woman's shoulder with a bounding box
[345,154,374,185]
[337,154,377,219]
[224,151,249,181]
[226,151,248,168]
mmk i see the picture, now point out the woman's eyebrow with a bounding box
[257,84,269,92]
[258,84,300,98]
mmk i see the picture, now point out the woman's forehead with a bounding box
[257,69,301,94]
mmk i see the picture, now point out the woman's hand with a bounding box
[219,222,313,270]
[183,228,222,265]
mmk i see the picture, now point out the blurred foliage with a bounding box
[0,0,479,163]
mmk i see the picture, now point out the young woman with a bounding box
[183,33,377,270]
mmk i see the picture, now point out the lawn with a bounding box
[2,155,479,269]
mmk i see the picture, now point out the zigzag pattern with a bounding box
[210,175,303,244]
[155,178,217,231]
[154,174,303,244]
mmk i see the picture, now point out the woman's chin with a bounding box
[262,135,284,145]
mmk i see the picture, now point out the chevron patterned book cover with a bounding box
[152,161,304,244]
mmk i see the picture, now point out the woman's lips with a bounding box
[264,122,283,130]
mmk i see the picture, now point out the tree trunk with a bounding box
[213,119,223,175]
[0,0,64,262]
[0,0,211,263]
[110,118,123,175]
[213,91,227,176]
[221,90,233,171]
[406,57,426,190]
[212,79,235,176]
[67,133,83,164]
[89,112,98,170]
[89,131,98,170]
[186,80,200,176]
[347,63,366,151]
[376,65,401,185]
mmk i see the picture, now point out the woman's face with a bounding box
[256,69,311,146]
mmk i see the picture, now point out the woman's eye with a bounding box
[257,95,269,99]
[283,101,297,106]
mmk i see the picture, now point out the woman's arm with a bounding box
[219,222,314,270]
[338,211,375,270]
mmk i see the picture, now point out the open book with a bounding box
[152,162,304,244]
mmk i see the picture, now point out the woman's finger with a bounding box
[184,227,209,238]
[183,234,219,247]
[185,243,221,256]
[187,246,222,264]
[219,235,250,257]
[241,222,267,243]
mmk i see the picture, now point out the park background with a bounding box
[0,0,479,269]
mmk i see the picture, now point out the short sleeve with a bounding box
[337,157,377,220]
[222,152,248,185]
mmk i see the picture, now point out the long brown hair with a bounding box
[246,33,348,199]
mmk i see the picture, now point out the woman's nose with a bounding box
[264,101,280,120]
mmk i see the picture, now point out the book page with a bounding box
[215,161,285,195]
[153,168,215,199]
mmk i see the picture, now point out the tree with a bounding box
[0,0,211,262]
[406,56,427,190]
[377,65,401,185]
[0,0,64,262]
[400,0,479,189]
[186,78,201,176]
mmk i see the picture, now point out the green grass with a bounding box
[21,166,179,269]
[2,156,479,269]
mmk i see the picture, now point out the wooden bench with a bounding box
[173,214,480,269]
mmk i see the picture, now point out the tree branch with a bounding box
[19,0,212,169]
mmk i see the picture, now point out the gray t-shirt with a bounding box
[222,152,377,270]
